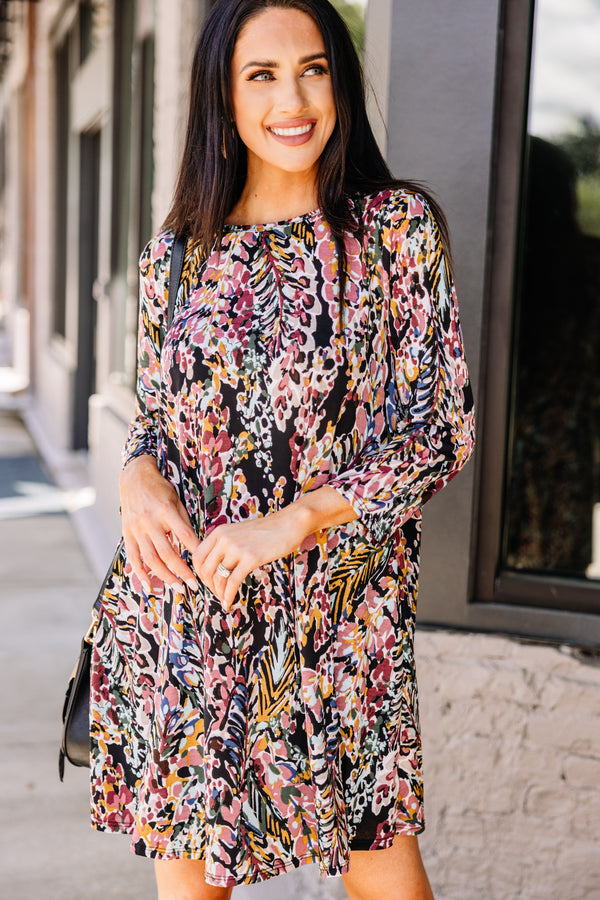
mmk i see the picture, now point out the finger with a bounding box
[222,565,246,610]
[192,529,218,575]
[122,531,152,593]
[212,559,238,605]
[137,534,182,589]
[164,502,201,557]
[152,531,199,590]
[195,535,236,600]
[174,498,197,533]
[215,548,256,609]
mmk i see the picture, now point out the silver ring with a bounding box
[216,563,232,579]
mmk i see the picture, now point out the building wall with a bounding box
[370,2,600,897]
[1,2,37,371]
[1,2,599,898]
[416,630,600,900]
[372,0,495,627]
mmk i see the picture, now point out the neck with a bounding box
[228,165,319,226]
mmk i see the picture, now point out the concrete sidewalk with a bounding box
[0,402,340,899]
[0,406,159,898]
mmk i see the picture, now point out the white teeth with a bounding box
[270,123,314,136]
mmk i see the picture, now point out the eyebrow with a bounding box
[240,52,328,72]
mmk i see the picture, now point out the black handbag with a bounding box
[58,576,107,778]
[59,234,188,780]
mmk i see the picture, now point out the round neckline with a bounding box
[223,206,322,233]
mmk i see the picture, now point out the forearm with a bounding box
[281,485,359,541]
[121,451,158,480]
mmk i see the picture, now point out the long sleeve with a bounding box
[122,233,173,467]
[327,193,475,545]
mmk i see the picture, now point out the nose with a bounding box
[277,74,309,115]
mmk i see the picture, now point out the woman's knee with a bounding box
[342,836,434,900]
[154,858,234,900]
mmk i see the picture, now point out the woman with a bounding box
[90,1,475,898]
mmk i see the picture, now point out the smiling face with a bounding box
[230,8,337,188]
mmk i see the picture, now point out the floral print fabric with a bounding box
[90,189,474,886]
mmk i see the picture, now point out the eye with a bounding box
[247,70,275,82]
[303,63,329,77]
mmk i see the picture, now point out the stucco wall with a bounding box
[416,630,600,900]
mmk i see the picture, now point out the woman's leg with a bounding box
[341,836,435,900]
[154,859,234,900]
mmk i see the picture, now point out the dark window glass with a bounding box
[52,37,70,338]
[108,0,135,385]
[79,1,95,65]
[110,0,134,277]
[137,34,155,256]
[73,130,101,449]
[504,0,600,583]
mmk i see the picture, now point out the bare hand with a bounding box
[192,509,309,609]
[192,486,358,609]
[120,454,200,591]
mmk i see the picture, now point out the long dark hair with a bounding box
[163,0,451,298]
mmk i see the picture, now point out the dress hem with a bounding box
[90,815,425,886]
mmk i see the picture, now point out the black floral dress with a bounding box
[90,189,475,886]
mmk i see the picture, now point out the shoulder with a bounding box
[354,188,447,271]
[139,229,176,282]
[359,188,440,238]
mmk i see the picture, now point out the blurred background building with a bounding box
[1,1,599,897]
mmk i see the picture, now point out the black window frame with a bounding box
[471,0,600,644]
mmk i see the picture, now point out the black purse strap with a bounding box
[167,233,188,328]
[91,539,125,615]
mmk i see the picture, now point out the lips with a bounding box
[269,123,314,137]
[266,119,316,145]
